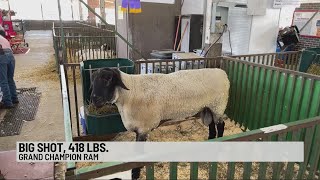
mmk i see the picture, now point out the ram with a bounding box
[90,67,230,179]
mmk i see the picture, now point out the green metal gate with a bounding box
[221,57,320,130]
[61,56,320,179]
[229,51,301,71]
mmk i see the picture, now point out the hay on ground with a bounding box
[113,119,245,180]
[20,55,81,82]
[76,118,244,179]
[18,56,59,82]
[75,118,310,179]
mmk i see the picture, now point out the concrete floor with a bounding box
[0,31,65,151]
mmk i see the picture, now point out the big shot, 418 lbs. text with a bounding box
[16,142,109,162]
[18,142,108,153]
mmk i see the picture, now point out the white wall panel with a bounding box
[248,8,281,54]
[181,0,205,15]
[222,7,252,55]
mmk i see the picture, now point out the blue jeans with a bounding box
[0,49,18,106]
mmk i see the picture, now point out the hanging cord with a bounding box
[173,0,185,50]
[227,24,232,55]
[181,0,185,9]
[199,0,223,56]
[203,24,227,57]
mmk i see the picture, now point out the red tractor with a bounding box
[0,8,29,54]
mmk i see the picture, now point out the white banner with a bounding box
[16,142,304,162]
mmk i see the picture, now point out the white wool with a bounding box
[113,68,230,134]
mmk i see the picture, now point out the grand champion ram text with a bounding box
[18,153,99,161]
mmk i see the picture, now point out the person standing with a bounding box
[0,26,18,109]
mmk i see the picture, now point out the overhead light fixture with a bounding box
[235,4,247,8]
[218,1,247,8]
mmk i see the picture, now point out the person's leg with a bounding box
[6,52,18,103]
[0,31,5,38]
[0,54,13,107]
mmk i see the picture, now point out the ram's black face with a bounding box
[90,68,129,108]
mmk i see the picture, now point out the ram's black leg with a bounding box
[208,121,217,140]
[217,121,225,138]
[132,132,148,180]
[131,168,141,180]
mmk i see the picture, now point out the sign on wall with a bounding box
[292,10,320,37]
[273,0,300,8]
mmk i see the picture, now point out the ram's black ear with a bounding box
[112,69,130,90]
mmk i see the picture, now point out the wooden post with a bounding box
[7,0,11,21]
[78,0,83,20]
[57,0,66,64]
[40,2,44,20]
[100,0,106,28]
[40,1,44,29]
[71,0,74,21]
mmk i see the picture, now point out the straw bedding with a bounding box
[75,117,311,179]
[17,55,81,82]
[76,119,244,176]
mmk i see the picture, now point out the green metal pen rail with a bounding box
[229,51,302,71]
[64,116,320,180]
[52,22,117,65]
[60,56,320,179]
